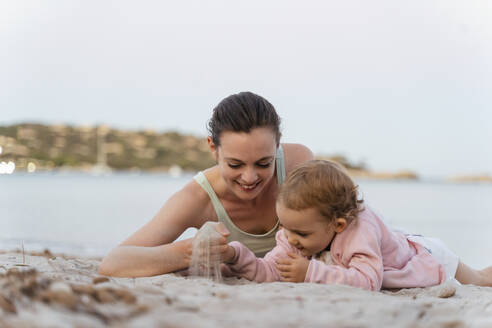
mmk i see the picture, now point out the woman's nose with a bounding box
[241,167,258,183]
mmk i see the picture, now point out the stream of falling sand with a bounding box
[189,222,223,282]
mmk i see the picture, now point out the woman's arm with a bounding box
[98,239,192,277]
[98,180,216,277]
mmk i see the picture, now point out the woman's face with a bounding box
[212,127,278,201]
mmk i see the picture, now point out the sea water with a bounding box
[1,172,491,269]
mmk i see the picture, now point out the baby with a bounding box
[221,160,492,291]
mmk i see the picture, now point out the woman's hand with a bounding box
[211,222,232,262]
[276,252,309,283]
[191,222,231,261]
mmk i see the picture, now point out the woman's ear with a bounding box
[334,218,347,233]
[207,137,218,161]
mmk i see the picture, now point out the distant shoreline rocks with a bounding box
[446,174,492,184]
[315,155,419,181]
[347,169,419,181]
[1,124,489,183]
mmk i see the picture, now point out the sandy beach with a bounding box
[1,250,492,328]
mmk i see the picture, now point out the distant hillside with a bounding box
[315,154,366,171]
[0,123,215,171]
[315,154,418,180]
[0,123,417,179]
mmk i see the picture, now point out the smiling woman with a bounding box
[208,127,278,200]
[98,92,313,277]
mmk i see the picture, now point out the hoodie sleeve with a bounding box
[226,230,293,282]
[304,220,384,291]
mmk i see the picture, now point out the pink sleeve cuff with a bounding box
[228,241,243,264]
[304,259,322,283]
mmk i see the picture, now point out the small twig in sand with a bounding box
[22,241,25,265]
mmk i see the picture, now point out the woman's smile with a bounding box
[236,180,262,192]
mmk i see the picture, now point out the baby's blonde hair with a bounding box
[278,160,364,223]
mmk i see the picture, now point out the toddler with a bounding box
[222,160,492,291]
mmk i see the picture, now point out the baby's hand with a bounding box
[276,252,309,283]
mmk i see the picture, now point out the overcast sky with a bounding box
[1,0,491,177]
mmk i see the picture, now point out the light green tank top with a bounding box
[193,146,286,257]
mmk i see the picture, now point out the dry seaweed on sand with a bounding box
[1,251,492,328]
[0,266,147,325]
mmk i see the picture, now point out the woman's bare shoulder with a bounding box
[178,174,214,219]
[281,143,314,173]
[119,174,214,247]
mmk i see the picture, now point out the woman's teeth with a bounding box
[238,182,259,190]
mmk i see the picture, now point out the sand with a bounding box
[1,250,492,328]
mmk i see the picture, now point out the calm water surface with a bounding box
[1,173,491,269]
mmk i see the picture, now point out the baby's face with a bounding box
[276,203,337,257]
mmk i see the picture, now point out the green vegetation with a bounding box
[1,123,405,178]
[0,123,215,171]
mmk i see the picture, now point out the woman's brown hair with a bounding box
[207,91,281,147]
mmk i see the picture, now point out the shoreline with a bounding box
[1,250,492,327]
[3,168,492,185]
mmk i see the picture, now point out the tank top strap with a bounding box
[193,171,230,225]
[276,145,286,186]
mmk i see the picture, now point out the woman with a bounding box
[98,92,313,277]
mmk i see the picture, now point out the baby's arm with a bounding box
[226,231,293,282]
[305,223,385,291]
[305,253,383,291]
[226,242,281,282]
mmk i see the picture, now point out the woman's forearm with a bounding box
[98,239,192,277]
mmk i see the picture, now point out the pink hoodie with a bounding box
[227,207,446,291]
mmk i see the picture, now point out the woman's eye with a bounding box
[297,232,307,237]
[228,163,241,169]
[256,163,271,168]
